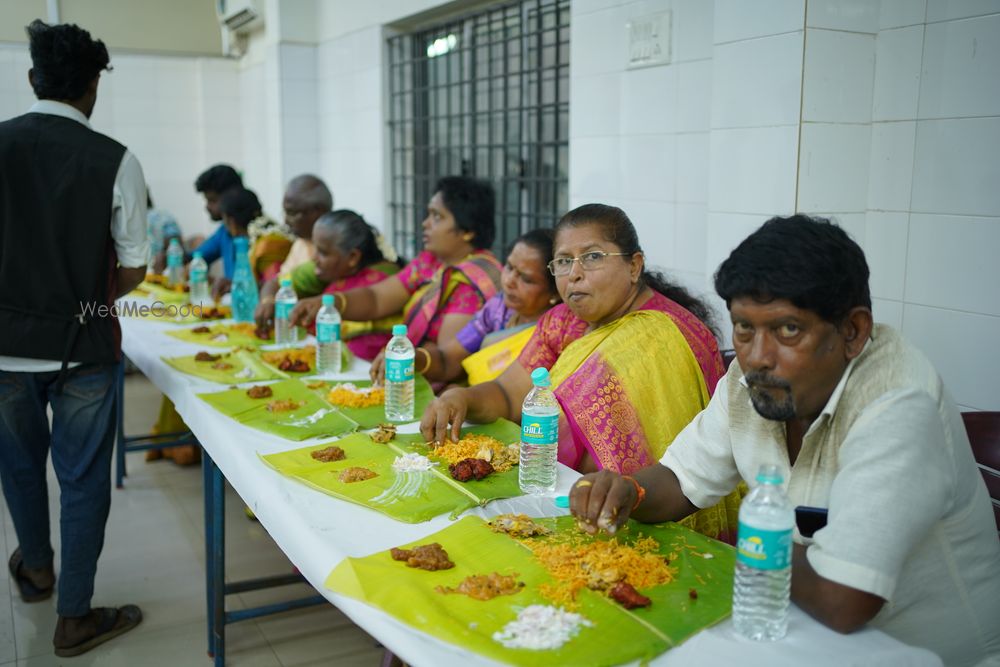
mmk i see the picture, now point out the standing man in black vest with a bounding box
[0,20,145,656]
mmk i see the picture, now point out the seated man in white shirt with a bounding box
[569,215,1000,667]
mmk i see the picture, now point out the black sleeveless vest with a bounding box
[0,111,127,367]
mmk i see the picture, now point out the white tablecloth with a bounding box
[119,312,943,667]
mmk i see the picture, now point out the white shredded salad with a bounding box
[391,453,435,472]
[492,605,592,650]
[234,366,255,379]
[210,334,229,342]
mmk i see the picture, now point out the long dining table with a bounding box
[117,308,943,667]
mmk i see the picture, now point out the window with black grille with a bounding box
[387,0,569,260]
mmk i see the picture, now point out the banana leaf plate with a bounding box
[303,376,435,429]
[130,280,188,304]
[261,420,523,522]
[162,349,282,384]
[166,322,274,348]
[326,515,735,666]
[198,378,358,441]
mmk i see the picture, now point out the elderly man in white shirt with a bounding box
[569,215,1000,667]
[0,20,146,657]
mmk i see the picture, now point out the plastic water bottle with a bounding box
[165,238,184,289]
[188,250,210,308]
[315,294,342,375]
[230,237,258,323]
[519,367,560,495]
[384,324,415,422]
[733,464,795,641]
[274,277,298,346]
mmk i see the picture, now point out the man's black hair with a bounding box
[195,165,242,194]
[26,19,111,101]
[714,214,872,324]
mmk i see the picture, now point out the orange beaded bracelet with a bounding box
[622,475,646,511]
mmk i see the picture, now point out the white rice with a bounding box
[391,453,435,472]
[492,605,592,650]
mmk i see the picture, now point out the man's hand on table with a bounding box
[569,470,637,535]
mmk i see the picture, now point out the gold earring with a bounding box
[463,234,473,242]
[549,297,558,304]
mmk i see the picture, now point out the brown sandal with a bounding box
[53,605,143,657]
[8,548,54,602]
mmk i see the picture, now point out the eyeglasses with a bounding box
[547,251,632,276]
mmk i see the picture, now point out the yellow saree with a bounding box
[548,309,742,542]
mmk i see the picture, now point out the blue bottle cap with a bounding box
[321,294,334,306]
[392,324,407,336]
[192,250,202,259]
[554,495,570,509]
[280,278,292,288]
[530,367,551,387]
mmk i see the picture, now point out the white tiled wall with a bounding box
[706,1,805,332]
[316,26,387,230]
[866,5,1000,411]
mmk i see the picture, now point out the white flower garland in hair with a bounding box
[375,233,398,263]
[247,215,296,246]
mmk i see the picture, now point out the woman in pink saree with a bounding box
[421,204,741,541]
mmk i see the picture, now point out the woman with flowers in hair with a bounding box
[218,188,293,285]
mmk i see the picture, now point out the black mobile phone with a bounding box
[795,506,829,538]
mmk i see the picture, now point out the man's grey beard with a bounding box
[745,371,795,421]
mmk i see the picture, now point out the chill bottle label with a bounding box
[190,268,206,283]
[385,357,414,382]
[521,414,558,446]
[317,322,340,343]
[737,525,792,570]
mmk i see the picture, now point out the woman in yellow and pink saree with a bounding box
[422,203,742,542]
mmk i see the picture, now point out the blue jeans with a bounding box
[0,363,117,617]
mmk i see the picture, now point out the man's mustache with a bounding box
[745,371,791,391]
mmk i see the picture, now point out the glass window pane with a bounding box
[387,0,569,258]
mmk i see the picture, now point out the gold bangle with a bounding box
[335,292,347,312]
[416,347,432,374]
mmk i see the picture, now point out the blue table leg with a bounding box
[212,458,226,666]
[203,453,215,657]
[201,441,325,666]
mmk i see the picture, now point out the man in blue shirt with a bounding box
[192,164,242,300]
